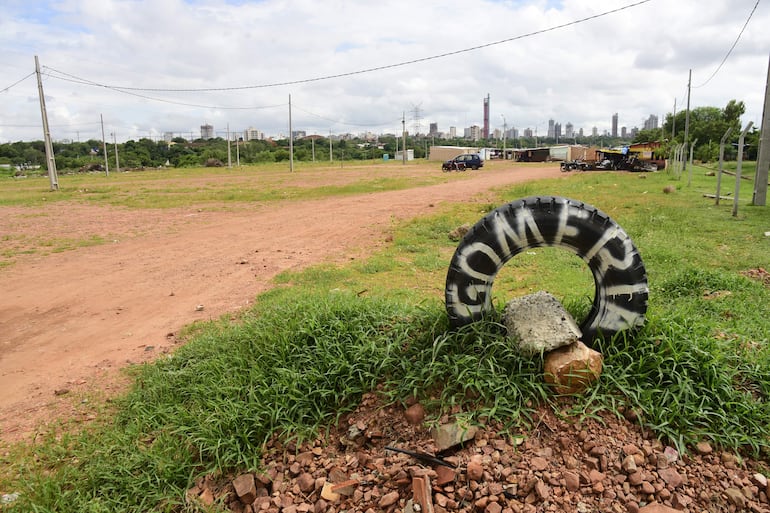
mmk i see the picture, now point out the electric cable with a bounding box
[693,0,760,88]
[41,0,652,93]
[41,69,286,110]
[1,71,35,93]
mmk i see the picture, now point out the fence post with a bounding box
[687,138,698,186]
[716,127,734,206]
[733,122,754,217]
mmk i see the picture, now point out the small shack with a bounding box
[429,146,479,162]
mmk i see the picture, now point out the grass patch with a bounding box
[0,161,454,209]
[2,165,770,511]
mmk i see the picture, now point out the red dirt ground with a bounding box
[0,163,564,443]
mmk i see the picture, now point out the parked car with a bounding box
[442,153,484,171]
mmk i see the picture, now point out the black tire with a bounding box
[445,196,648,344]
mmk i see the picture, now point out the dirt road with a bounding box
[0,164,563,441]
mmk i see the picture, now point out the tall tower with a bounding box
[611,113,619,138]
[483,94,490,139]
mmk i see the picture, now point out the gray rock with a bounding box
[502,291,582,356]
[431,421,478,452]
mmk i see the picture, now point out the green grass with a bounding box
[0,161,454,208]
[2,164,770,512]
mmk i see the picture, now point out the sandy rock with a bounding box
[564,471,580,492]
[379,490,400,508]
[233,474,257,504]
[695,441,713,455]
[622,455,638,473]
[435,465,456,486]
[467,455,484,482]
[320,482,339,503]
[544,340,603,394]
[296,473,315,494]
[657,467,683,488]
[404,403,426,425]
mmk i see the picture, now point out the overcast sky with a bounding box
[2,0,769,143]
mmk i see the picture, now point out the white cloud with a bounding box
[1,0,768,142]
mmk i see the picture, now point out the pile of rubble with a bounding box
[187,394,769,513]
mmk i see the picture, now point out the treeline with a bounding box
[631,99,760,162]
[2,98,757,174]
[5,134,508,174]
[0,132,636,175]
[1,136,405,173]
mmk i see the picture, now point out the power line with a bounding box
[41,68,287,110]
[1,71,35,93]
[41,0,652,93]
[693,0,760,88]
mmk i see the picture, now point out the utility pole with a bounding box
[753,52,770,206]
[100,114,109,176]
[402,112,407,165]
[227,123,232,168]
[501,114,507,160]
[671,98,676,141]
[288,94,294,172]
[35,55,58,190]
[683,70,691,183]
[112,132,120,173]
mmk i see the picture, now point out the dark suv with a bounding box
[442,153,484,171]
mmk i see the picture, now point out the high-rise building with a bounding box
[200,124,214,140]
[643,114,659,130]
[449,126,457,138]
[483,95,490,139]
[523,128,533,138]
[565,122,574,138]
[547,119,555,139]
[429,122,438,136]
[554,123,562,140]
[611,113,619,138]
[244,127,263,141]
[621,126,628,139]
[592,126,598,137]
[465,125,481,141]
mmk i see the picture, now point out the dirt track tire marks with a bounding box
[445,196,648,343]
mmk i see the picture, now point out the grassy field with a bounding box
[0,160,455,209]
[1,162,769,512]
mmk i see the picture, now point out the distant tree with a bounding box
[632,128,664,144]
[662,99,746,162]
